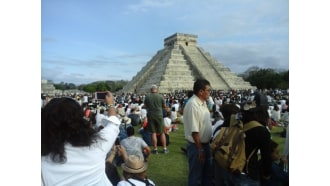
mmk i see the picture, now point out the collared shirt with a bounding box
[183,95,212,143]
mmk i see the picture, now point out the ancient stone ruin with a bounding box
[121,33,255,94]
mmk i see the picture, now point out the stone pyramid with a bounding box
[121,33,255,94]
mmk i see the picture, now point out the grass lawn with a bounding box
[121,122,287,186]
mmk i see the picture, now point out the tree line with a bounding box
[241,68,288,90]
[54,80,128,93]
[53,68,289,93]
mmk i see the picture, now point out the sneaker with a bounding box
[163,148,169,154]
[152,149,158,154]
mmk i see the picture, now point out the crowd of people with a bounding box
[41,81,289,186]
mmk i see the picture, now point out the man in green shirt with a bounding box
[144,85,168,154]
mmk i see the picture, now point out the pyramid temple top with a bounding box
[164,33,198,47]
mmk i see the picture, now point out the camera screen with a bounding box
[95,92,107,100]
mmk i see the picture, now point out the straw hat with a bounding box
[122,116,131,124]
[121,155,148,173]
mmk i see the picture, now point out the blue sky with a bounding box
[41,0,289,85]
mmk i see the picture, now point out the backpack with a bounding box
[210,114,262,173]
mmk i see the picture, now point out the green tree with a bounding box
[96,82,109,91]
[244,68,289,89]
[83,84,96,93]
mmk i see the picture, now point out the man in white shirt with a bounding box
[183,79,213,186]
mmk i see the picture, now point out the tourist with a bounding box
[261,140,289,186]
[117,155,155,186]
[183,79,213,186]
[144,84,169,154]
[128,106,141,126]
[120,126,151,161]
[164,110,173,134]
[140,104,147,121]
[211,103,241,185]
[41,91,120,186]
[105,145,128,185]
[271,104,281,125]
[233,92,272,185]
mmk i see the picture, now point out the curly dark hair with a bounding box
[41,97,100,163]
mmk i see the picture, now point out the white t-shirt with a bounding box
[172,102,180,111]
[41,116,120,186]
[164,117,172,128]
[140,108,147,119]
[271,110,281,122]
[171,110,177,122]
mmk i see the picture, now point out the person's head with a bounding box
[41,97,99,163]
[126,126,135,137]
[219,103,240,127]
[273,104,279,111]
[121,155,148,179]
[193,79,211,101]
[270,140,280,161]
[241,92,269,126]
[150,84,158,93]
[220,103,240,120]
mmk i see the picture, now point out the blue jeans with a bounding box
[187,142,212,186]
[213,160,260,186]
[213,160,235,186]
[233,173,260,186]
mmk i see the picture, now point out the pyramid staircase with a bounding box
[120,33,255,94]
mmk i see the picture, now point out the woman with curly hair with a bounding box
[41,91,120,186]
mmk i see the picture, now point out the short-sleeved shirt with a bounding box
[183,95,212,143]
[144,93,165,133]
[120,136,148,160]
[144,93,165,117]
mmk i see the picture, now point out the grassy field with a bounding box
[122,123,287,186]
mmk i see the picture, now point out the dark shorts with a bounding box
[146,114,164,133]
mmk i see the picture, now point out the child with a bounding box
[263,140,289,186]
[164,110,172,134]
